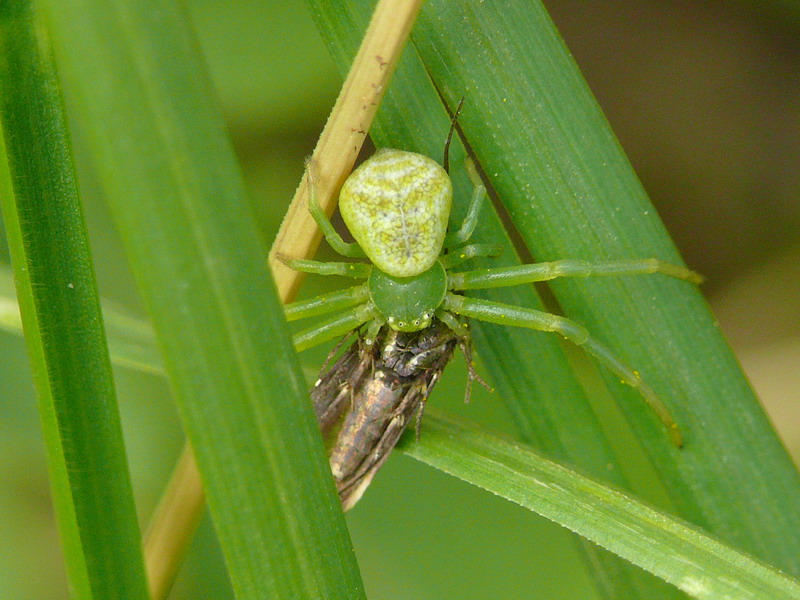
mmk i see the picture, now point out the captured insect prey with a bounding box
[283,145,702,508]
[312,320,471,511]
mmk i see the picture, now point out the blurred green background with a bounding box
[1,1,798,598]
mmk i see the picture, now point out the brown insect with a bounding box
[311,319,480,510]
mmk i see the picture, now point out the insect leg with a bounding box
[434,312,477,402]
[435,310,491,403]
[442,96,465,173]
[456,335,493,404]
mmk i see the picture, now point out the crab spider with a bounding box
[282,148,702,446]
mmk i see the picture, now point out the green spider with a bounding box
[282,148,701,446]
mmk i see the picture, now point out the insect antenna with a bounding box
[457,336,493,404]
[319,327,360,373]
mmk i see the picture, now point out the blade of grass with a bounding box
[408,0,800,575]
[0,1,149,597]
[400,410,800,600]
[271,0,425,299]
[139,0,424,595]
[310,0,800,579]
[307,1,681,597]
[7,2,428,592]
[39,0,365,598]
[1,263,162,375]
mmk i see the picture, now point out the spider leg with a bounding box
[276,255,371,278]
[305,158,366,258]
[440,244,503,270]
[434,309,470,338]
[284,285,370,321]
[443,158,486,248]
[364,318,384,346]
[449,258,703,290]
[443,294,682,446]
[293,303,379,351]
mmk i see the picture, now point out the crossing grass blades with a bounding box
[283,123,702,509]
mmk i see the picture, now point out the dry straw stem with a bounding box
[269,0,425,301]
[144,444,203,600]
[142,1,423,597]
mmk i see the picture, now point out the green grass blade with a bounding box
[407,0,800,575]
[400,410,800,600]
[0,266,22,331]
[40,0,365,597]
[1,263,162,375]
[0,2,149,597]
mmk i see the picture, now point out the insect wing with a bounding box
[333,368,413,510]
[311,338,374,436]
[311,321,458,510]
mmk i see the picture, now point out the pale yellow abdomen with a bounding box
[339,148,452,278]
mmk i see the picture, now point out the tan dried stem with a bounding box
[270,0,425,300]
[143,0,425,597]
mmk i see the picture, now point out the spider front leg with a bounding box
[440,160,503,269]
[443,164,486,248]
[304,158,366,258]
[443,293,683,446]
[281,269,379,350]
[276,256,371,279]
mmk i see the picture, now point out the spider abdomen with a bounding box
[339,148,452,277]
